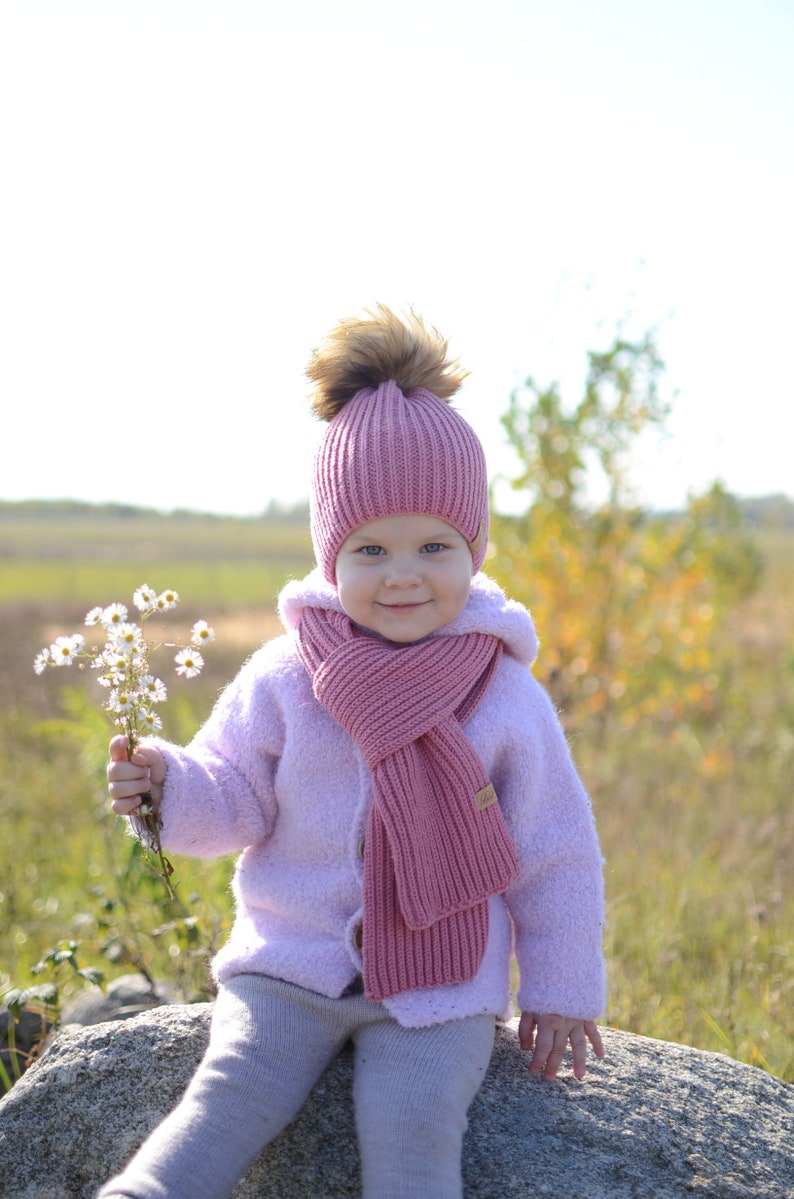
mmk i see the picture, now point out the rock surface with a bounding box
[59,972,179,1029]
[2,974,177,1093]
[0,1003,792,1199]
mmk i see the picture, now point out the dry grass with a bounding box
[2,514,793,1081]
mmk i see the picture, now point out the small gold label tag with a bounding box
[475,782,497,810]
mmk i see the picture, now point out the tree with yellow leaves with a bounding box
[489,335,761,737]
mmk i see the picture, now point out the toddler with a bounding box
[100,305,606,1199]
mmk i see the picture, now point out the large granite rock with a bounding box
[0,1003,792,1198]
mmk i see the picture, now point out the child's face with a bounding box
[335,513,473,644]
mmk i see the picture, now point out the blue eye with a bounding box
[360,545,384,556]
[422,543,444,554]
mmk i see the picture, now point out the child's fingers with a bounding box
[108,765,150,815]
[108,752,150,799]
[540,1032,568,1080]
[108,740,165,785]
[522,1014,605,1081]
[108,758,149,785]
[108,734,130,761]
[517,1011,536,1052]
[570,1024,590,1079]
[111,793,144,817]
[130,745,166,785]
[585,1020,605,1059]
[528,1022,556,1077]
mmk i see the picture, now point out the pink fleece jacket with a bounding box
[147,570,606,1029]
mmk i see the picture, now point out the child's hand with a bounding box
[107,734,166,816]
[519,1011,605,1081]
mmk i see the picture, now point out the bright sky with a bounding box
[2,0,792,516]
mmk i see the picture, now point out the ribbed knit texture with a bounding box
[98,975,496,1199]
[310,380,490,583]
[295,605,520,1001]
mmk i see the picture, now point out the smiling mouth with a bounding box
[379,601,429,610]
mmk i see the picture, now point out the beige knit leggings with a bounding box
[97,973,496,1199]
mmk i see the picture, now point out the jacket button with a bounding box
[352,923,363,952]
[357,837,366,861]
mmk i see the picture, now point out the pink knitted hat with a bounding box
[306,306,489,584]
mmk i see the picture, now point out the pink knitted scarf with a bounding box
[295,605,520,1001]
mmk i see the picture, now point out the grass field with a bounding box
[0,505,313,606]
[2,503,793,1085]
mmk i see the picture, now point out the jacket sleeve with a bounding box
[491,660,607,1020]
[141,642,287,859]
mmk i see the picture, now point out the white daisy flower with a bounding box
[156,589,179,611]
[191,621,215,646]
[133,584,157,612]
[97,645,131,672]
[111,622,143,654]
[140,675,168,703]
[174,647,204,678]
[102,603,128,628]
[49,635,84,665]
[33,649,50,675]
[35,583,217,903]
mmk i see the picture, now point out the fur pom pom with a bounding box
[306,304,468,421]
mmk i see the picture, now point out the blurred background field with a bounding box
[0,502,313,606]
[1,485,793,1085]
[4,0,793,1102]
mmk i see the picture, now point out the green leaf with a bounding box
[3,989,27,1018]
[77,968,104,987]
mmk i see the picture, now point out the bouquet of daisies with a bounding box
[34,585,214,897]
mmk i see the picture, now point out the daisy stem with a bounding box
[126,734,177,902]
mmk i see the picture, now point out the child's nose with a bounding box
[384,556,422,587]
